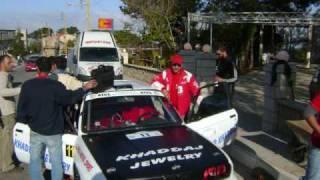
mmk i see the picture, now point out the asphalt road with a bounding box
[0,64,249,180]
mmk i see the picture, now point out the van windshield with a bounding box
[80,47,118,62]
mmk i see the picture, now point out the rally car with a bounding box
[13,80,238,180]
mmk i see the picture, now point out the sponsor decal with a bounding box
[126,131,163,140]
[129,152,202,169]
[14,139,71,171]
[86,91,163,101]
[171,165,181,171]
[106,167,116,174]
[116,145,203,169]
[76,146,93,172]
[84,40,111,45]
[212,127,237,146]
[65,145,75,158]
[14,139,30,153]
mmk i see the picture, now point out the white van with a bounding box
[67,31,123,81]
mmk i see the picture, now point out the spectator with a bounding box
[303,93,320,180]
[302,67,320,180]
[202,44,212,53]
[270,50,294,100]
[0,55,21,172]
[151,54,199,119]
[51,56,82,90]
[214,46,238,106]
[17,57,97,180]
[183,42,193,51]
[195,43,201,52]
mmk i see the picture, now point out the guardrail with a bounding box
[123,64,161,83]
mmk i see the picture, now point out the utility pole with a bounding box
[81,0,91,30]
[86,0,91,30]
[61,12,68,55]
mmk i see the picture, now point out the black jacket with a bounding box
[17,78,84,135]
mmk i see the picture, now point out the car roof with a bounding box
[85,80,163,101]
[112,80,155,91]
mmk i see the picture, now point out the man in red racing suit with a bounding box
[151,54,199,119]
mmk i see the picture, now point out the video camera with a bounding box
[91,65,115,93]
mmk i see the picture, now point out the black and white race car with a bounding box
[13,80,238,180]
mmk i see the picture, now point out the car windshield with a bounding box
[80,47,118,62]
[27,56,39,62]
[82,95,181,132]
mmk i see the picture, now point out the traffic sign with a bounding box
[98,18,113,30]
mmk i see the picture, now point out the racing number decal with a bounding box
[65,145,75,157]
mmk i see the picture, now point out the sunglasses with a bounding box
[172,64,181,67]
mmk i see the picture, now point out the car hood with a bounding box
[81,126,229,179]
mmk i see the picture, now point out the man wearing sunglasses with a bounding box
[151,54,199,120]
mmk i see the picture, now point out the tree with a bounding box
[67,40,75,48]
[8,32,25,56]
[57,26,80,34]
[114,30,141,47]
[28,27,53,39]
[120,0,202,50]
[28,41,41,54]
[200,0,318,71]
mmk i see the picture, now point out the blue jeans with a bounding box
[304,145,320,180]
[29,131,63,180]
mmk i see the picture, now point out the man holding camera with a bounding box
[17,57,97,180]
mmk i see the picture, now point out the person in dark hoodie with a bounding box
[17,57,97,180]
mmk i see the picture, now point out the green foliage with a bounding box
[8,33,26,56]
[57,26,80,34]
[113,30,141,47]
[67,40,75,48]
[28,27,53,39]
[120,0,202,50]
[28,41,41,54]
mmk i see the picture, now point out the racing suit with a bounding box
[304,94,320,180]
[151,68,199,119]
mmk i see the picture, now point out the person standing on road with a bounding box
[214,46,238,106]
[151,54,199,119]
[50,56,82,90]
[0,55,21,173]
[303,93,320,180]
[303,68,320,180]
[17,57,97,180]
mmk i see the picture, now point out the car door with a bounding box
[13,122,78,176]
[185,108,238,148]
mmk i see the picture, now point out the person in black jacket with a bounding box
[214,46,238,106]
[17,57,97,180]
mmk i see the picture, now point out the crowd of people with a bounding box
[7,44,320,180]
[0,44,240,179]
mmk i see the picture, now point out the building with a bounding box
[0,29,16,55]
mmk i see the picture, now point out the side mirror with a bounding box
[73,56,77,64]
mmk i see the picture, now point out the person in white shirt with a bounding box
[0,55,21,172]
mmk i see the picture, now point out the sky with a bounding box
[0,0,131,33]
